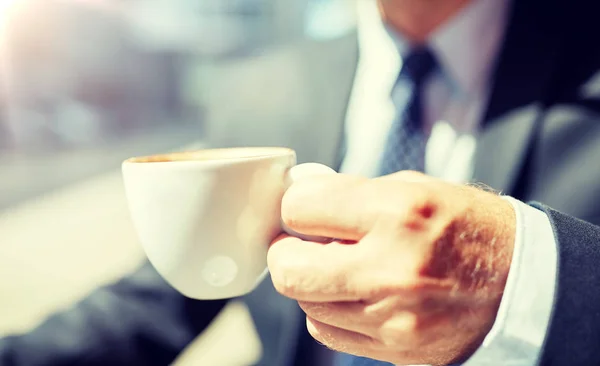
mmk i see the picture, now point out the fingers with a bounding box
[282,172,437,241]
[299,301,374,336]
[281,174,375,240]
[298,297,448,343]
[301,299,483,355]
[306,316,378,355]
[268,234,365,302]
[267,233,455,303]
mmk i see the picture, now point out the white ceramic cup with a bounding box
[122,147,336,300]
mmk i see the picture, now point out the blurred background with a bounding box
[0,0,357,208]
[0,0,354,363]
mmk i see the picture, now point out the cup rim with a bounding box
[123,147,295,164]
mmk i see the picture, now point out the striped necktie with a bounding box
[378,46,437,176]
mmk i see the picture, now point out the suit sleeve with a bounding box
[534,204,600,366]
[0,262,227,366]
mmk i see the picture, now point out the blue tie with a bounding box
[339,47,451,366]
[378,46,437,176]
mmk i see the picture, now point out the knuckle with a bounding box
[376,186,439,233]
[412,190,438,220]
[402,184,438,219]
[358,260,425,299]
[376,259,427,290]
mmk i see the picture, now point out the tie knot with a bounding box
[399,47,437,85]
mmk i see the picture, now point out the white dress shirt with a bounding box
[339,0,558,365]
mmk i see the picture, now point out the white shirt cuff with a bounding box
[463,196,558,365]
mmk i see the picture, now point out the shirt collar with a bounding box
[357,0,512,96]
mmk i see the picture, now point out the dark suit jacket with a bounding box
[3,0,600,365]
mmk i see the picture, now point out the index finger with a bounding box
[268,234,365,302]
[281,174,376,241]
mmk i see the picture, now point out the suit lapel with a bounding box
[473,0,567,194]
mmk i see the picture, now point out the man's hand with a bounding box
[267,171,515,366]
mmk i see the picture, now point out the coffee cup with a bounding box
[122,147,336,300]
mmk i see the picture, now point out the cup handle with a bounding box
[281,163,337,242]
